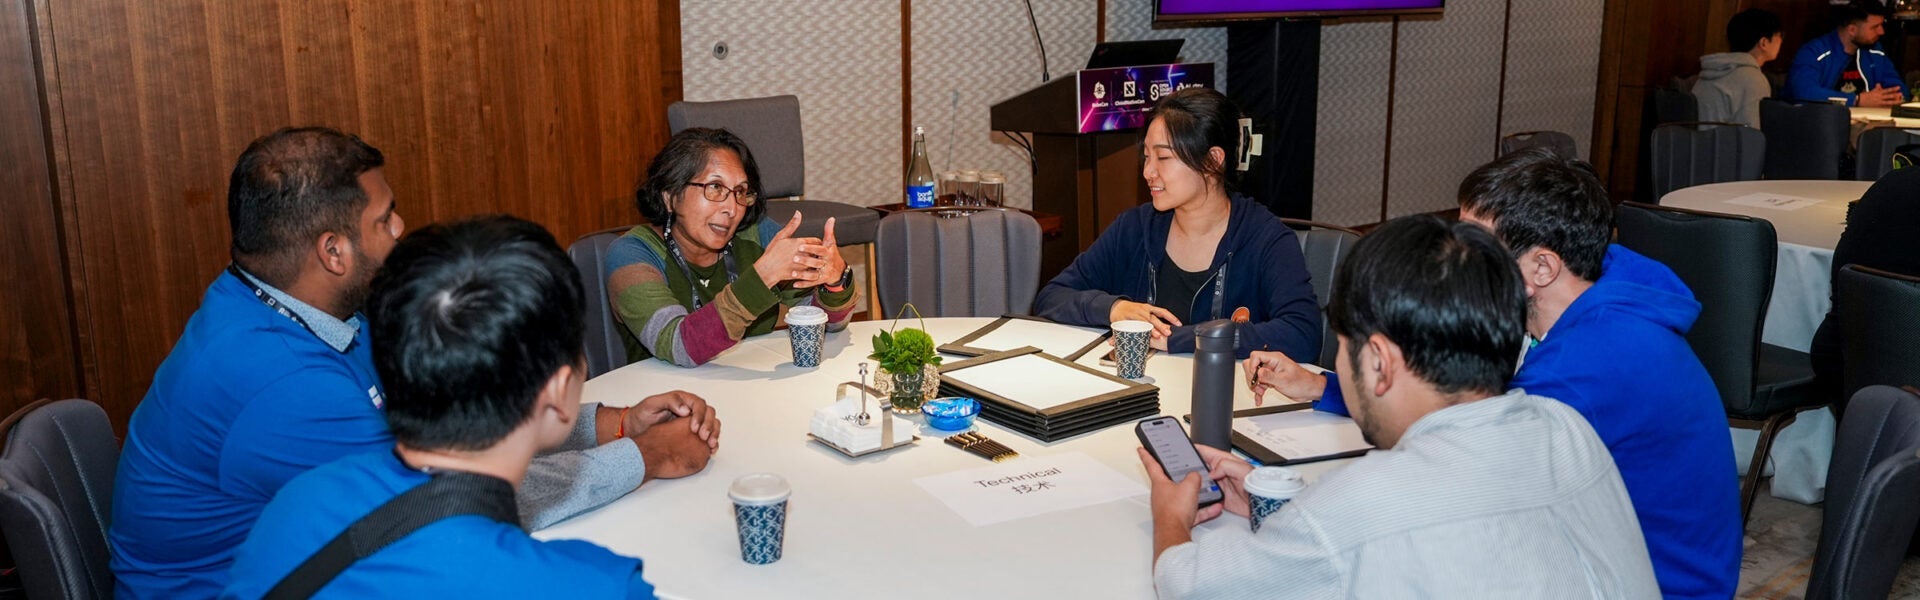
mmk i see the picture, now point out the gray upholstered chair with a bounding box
[1806,385,1920,600]
[1499,130,1578,160]
[667,95,884,312]
[569,226,633,378]
[1855,128,1920,181]
[874,208,1041,318]
[1648,122,1765,201]
[1759,99,1849,180]
[1615,202,1819,525]
[1280,219,1361,368]
[0,399,118,600]
[1837,265,1920,404]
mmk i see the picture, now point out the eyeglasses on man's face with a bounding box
[685,181,757,206]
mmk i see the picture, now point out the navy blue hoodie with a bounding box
[1314,245,1741,599]
[1032,194,1320,360]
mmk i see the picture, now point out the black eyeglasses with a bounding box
[685,182,758,207]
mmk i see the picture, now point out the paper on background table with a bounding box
[1233,409,1370,460]
[943,354,1130,410]
[964,319,1104,358]
[912,451,1146,527]
[1723,192,1824,212]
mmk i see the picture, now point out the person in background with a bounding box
[111,128,718,599]
[605,127,855,368]
[1246,150,1741,599]
[1144,215,1658,598]
[1785,3,1905,107]
[1696,8,1783,128]
[1032,87,1320,360]
[224,216,658,599]
[1811,165,1920,412]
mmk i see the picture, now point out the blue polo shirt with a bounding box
[110,271,393,599]
[222,451,653,599]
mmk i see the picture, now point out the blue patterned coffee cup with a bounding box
[1112,320,1153,379]
[787,307,828,368]
[729,473,791,564]
[1244,466,1305,534]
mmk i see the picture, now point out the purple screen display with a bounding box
[1159,0,1441,14]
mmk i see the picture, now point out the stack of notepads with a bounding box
[1894,102,1920,119]
[938,345,1160,442]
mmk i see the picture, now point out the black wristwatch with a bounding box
[824,265,854,293]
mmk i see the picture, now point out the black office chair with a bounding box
[0,399,118,600]
[1855,128,1920,181]
[1805,385,1920,600]
[1837,265,1920,406]
[1648,123,1765,201]
[1651,84,1700,126]
[1281,219,1361,368]
[568,226,634,378]
[1615,202,1819,525]
[1499,131,1578,160]
[1760,99,1850,180]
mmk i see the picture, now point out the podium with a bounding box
[991,63,1216,281]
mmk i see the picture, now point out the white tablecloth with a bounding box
[1660,180,1869,504]
[535,318,1343,599]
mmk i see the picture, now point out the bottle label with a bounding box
[906,184,935,208]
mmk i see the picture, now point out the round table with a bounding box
[534,318,1342,599]
[1660,180,1870,505]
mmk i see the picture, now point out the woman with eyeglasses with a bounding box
[605,127,855,367]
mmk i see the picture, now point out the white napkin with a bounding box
[809,394,918,453]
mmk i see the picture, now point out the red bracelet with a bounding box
[616,406,632,437]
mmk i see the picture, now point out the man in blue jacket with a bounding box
[1246,150,1741,600]
[1785,4,1905,107]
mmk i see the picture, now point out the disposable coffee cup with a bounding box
[786,306,829,368]
[1112,320,1154,379]
[729,473,792,564]
[1244,466,1306,534]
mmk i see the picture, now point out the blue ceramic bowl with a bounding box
[921,397,981,431]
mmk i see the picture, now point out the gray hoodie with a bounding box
[1694,52,1770,129]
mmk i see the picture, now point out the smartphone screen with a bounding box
[1135,416,1223,506]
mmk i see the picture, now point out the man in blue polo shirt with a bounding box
[225,215,654,599]
[111,127,720,599]
[1246,150,1741,599]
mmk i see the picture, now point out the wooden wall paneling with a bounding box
[1,0,81,416]
[36,0,677,428]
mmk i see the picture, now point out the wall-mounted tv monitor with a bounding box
[1155,0,1444,23]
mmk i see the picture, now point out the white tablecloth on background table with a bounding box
[535,318,1344,599]
[1662,180,1870,504]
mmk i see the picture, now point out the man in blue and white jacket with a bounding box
[1785,4,1905,107]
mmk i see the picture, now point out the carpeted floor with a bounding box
[1738,485,1920,599]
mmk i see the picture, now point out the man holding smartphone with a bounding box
[1140,216,1658,598]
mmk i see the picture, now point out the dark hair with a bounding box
[633,127,766,228]
[1149,87,1242,192]
[1328,215,1527,396]
[1456,148,1613,281]
[227,127,385,287]
[1728,9,1782,52]
[1834,2,1889,28]
[366,215,586,452]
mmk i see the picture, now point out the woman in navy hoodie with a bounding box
[1032,88,1320,361]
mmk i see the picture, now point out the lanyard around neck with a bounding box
[227,263,326,341]
[662,222,737,310]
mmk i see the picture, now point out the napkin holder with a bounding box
[807,380,919,457]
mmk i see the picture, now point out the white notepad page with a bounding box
[944,354,1131,411]
[1231,409,1370,460]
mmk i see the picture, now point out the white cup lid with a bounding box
[1112,320,1154,334]
[787,306,828,326]
[1244,466,1306,497]
[729,473,791,504]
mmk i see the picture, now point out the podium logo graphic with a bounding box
[1093,82,1106,99]
[1123,80,1137,98]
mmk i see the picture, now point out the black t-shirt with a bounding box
[1837,52,1867,96]
[1156,259,1215,324]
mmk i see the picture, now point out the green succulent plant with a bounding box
[869,327,942,374]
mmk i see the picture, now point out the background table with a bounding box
[1661,180,1870,504]
[535,318,1342,599]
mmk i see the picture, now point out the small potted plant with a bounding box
[869,305,942,414]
